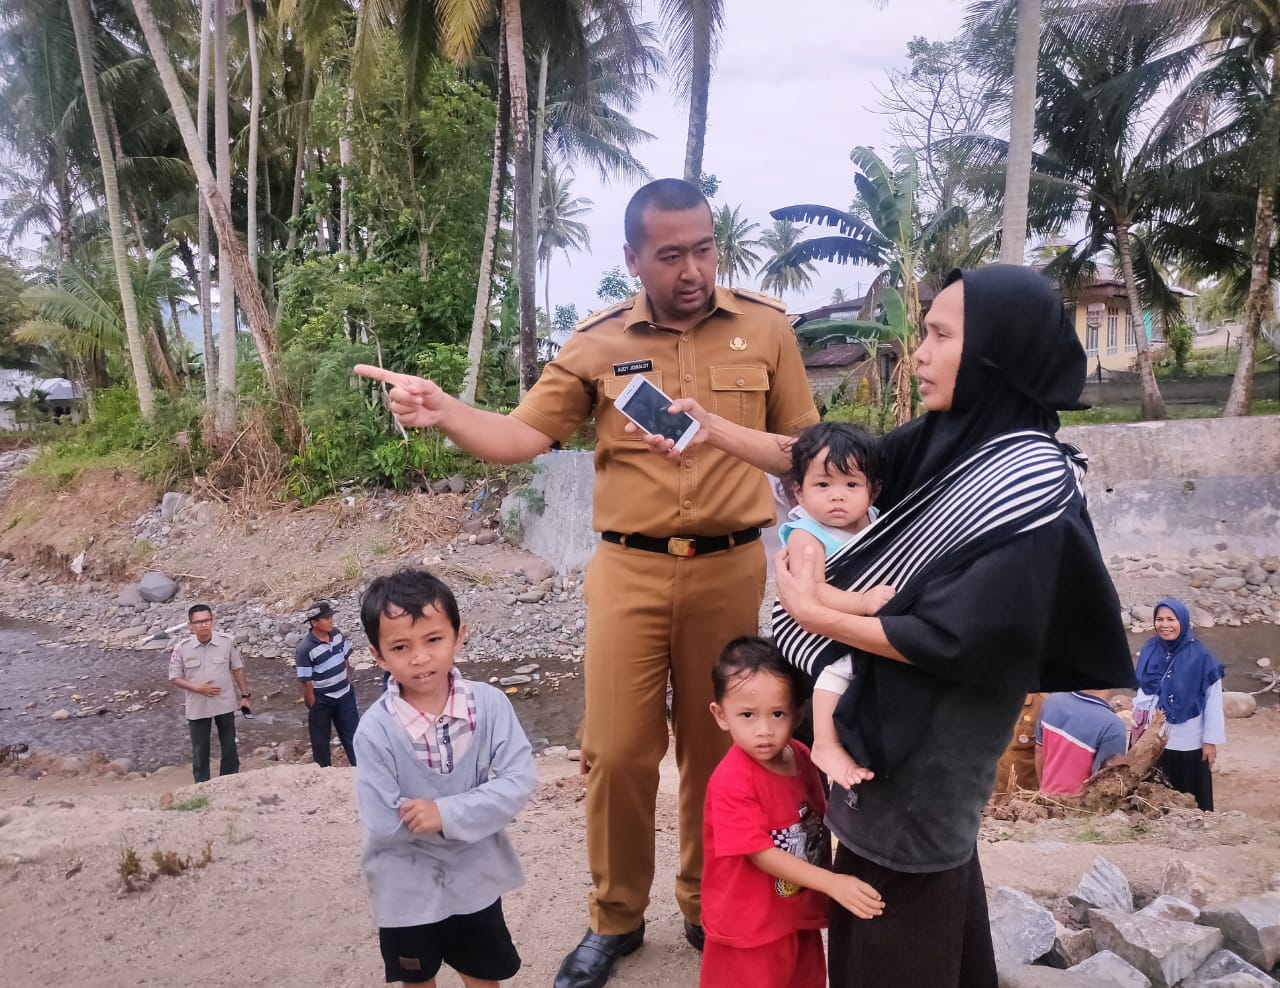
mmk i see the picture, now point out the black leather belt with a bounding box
[601,527,761,558]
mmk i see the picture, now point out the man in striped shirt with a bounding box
[296,601,360,767]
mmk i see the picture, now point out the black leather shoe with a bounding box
[553,924,645,988]
[683,920,705,952]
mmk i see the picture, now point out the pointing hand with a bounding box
[353,365,449,430]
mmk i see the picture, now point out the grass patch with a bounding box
[1061,396,1279,426]
[27,447,135,492]
[166,795,210,812]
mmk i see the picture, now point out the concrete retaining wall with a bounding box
[512,416,1280,571]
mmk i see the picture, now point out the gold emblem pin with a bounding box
[729,337,747,351]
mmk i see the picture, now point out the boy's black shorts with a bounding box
[379,899,521,983]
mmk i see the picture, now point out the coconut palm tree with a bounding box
[537,165,593,322]
[17,241,185,393]
[1003,0,1041,263]
[67,0,155,418]
[957,8,1234,420]
[130,0,298,443]
[1200,1,1280,416]
[757,219,816,298]
[713,203,761,288]
[660,0,724,184]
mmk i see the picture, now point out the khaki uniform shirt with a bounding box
[512,287,819,537]
[992,692,1047,795]
[168,632,243,720]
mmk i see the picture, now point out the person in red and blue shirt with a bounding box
[701,637,883,988]
[1035,690,1127,796]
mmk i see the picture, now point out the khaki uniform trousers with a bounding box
[582,537,767,934]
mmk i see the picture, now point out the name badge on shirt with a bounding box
[612,358,653,376]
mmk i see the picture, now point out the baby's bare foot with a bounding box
[811,739,874,789]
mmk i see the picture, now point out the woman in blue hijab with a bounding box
[1131,598,1226,810]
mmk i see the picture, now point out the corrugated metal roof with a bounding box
[803,342,869,369]
[0,369,84,403]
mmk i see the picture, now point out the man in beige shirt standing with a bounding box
[168,603,251,783]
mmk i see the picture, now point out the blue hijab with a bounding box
[1135,598,1225,725]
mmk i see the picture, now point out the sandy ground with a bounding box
[2,710,1278,988]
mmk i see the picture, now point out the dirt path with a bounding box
[2,712,1277,988]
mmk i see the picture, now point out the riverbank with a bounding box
[2,710,1279,988]
[2,461,1280,986]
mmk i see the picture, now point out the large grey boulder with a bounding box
[990,886,1058,964]
[1182,949,1280,988]
[1047,924,1097,969]
[1161,859,1219,908]
[1069,856,1133,923]
[137,571,179,603]
[1138,895,1201,924]
[1090,907,1224,988]
[1198,896,1280,970]
[1070,950,1152,988]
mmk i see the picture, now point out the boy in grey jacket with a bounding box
[354,568,537,987]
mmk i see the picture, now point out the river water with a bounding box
[1,616,1275,773]
[0,615,585,772]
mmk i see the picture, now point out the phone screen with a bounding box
[616,377,696,443]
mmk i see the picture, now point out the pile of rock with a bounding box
[993,855,1280,987]
[1111,552,1280,629]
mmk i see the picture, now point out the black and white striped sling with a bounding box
[772,429,1087,679]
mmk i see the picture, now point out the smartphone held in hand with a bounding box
[614,375,700,451]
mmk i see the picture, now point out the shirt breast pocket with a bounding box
[601,372,664,441]
[710,364,769,427]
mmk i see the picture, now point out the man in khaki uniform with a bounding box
[168,603,251,783]
[357,178,817,988]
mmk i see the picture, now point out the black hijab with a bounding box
[878,265,1090,510]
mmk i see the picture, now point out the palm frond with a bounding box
[767,235,891,272]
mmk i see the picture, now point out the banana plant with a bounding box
[767,146,966,423]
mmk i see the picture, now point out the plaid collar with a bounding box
[386,672,475,742]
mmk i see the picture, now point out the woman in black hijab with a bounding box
[773,265,1136,987]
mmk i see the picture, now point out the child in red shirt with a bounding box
[701,637,884,988]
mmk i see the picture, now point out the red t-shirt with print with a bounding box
[702,740,830,948]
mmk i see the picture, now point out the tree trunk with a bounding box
[283,65,310,260]
[68,0,156,418]
[532,46,549,312]
[999,0,1040,265]
[105,96,183,395]
[504,0,538,395]
[339,16,363,255]
[1224,45,1279,418]
[196,0,217,403]
[213,0,237,436]
[131,0,300,446]
[55,150,73,267]
[459,31,510,406]
[167,289,187,380]
[544,256,552,328]
[682,2,712,185]
[1114,222,1167,420]
[244,0,261,278]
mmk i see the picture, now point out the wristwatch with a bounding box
[240,693,251,699]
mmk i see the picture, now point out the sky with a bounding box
[546,0,972,320]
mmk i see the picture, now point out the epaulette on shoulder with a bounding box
[730,288,788,312]
[574,298,633,332]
